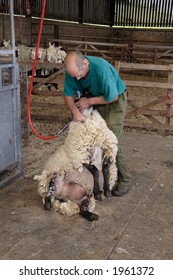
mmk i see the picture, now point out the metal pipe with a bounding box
[55,121,71,136]
[9,0,16,63]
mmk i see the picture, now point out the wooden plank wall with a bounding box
[1,15,173,53]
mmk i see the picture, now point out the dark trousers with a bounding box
[95,91,131,183]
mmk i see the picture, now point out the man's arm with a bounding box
[76,96,118,112]
[64,95,85,122]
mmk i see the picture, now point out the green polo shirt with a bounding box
[64,56,126,102]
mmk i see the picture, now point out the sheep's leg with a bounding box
[79,196,99,222]
[44,178,56,211]
[83,163,102,201]
[102,160,111,197]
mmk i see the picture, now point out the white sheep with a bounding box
[17,44,33,62]
[46,42,66,63]
[46,42,59,63]
[30,47,47,62]
[34,107,118,221]
[38,48,47,62]
[0,39,12,57]
[2,39,11,49]
[42,146,103,221]
[56,48,67,62]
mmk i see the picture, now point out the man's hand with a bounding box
[76,97,90,112]
[63,96,85,122]
[73,110,85,122]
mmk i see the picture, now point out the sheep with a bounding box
[30,47,47,62]
[34,106,118,221]
[41,146,105,221]
[2,39,11,49]
[0,39,12,57]
[46,42,59,63]
[46,42,66,63]
[17,43,33,62]
[57,48,67,62]
[38,48,47,62]
[30,47,38,60]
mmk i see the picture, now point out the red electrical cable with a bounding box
[27,0,56,140]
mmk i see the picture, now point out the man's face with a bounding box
[72,66,85,80]
[66,59,89,80]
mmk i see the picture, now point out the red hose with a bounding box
[27,0,56,140]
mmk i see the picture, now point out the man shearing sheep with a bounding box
[63,51,131,196]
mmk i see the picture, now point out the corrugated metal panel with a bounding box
[44,0,79,22]
[82,0,113,25]
[114,0,173,27]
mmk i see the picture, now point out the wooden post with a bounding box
[164,71,173,134]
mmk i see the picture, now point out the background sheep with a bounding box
[17,43,33,62]
[46,42,59,63]
[0,39,12,57]
[30,47,47,62]
[46,42,66,63]
[56,48,67,62]
[38,48,47,62]
[2,39,11,49]
[34,107,118,221]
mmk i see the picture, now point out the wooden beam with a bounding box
[20,62,64,69]
[32,90,62,96]
[125,121,173,131]
[133,44,173,51]
[51,39,128,48]
[124,80,173,89]
[127,97,165,118]
[119,62,173,71]
[127,96,163,102]
[32,67,64,90]
[126,109,170,116]
[68,48,111,54]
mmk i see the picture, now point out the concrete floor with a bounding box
[0,130,173,260]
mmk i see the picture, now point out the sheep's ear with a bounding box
[49,42,51,46]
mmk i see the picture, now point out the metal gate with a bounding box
[0,0,22,188]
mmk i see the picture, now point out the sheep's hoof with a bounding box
[104,190,111,197]
[80,210,99,222]
[89,212,99,221]
[94,193,102,201]
[44,197,52,211]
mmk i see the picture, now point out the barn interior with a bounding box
[0,0,173,261]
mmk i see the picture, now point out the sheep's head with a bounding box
[38,48,46,60]
[82,106,93,117]
[30,48,36,60]
[46,44,56,62]
[3,39,10,48]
